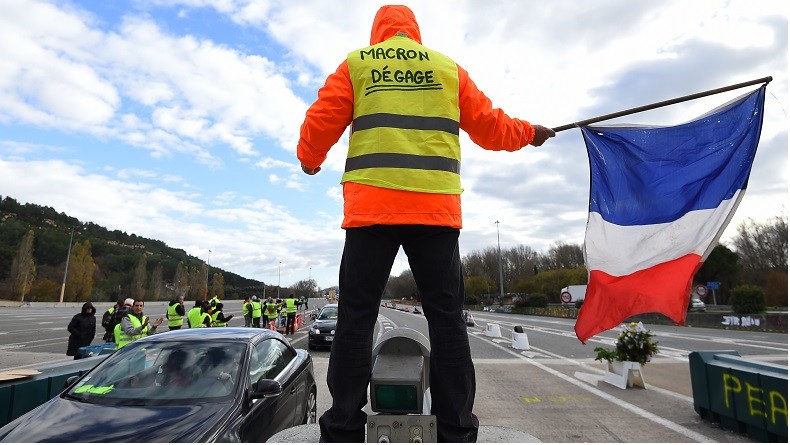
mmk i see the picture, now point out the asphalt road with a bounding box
[1,299,786,443]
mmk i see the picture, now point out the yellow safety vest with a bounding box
[251,301,263,318]
[115,314,148,349]
[167,303,183,328]
[242,301,250,316]
[265,302,279,320]
[285,298,297,314]
[343,36,462,194]
[212,311,227,327]
[187,307,205,328]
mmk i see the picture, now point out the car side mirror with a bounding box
[63,374,81,390]
[251,377,282,399]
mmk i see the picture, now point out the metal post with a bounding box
[278,262,282,299]
[204,249,211,299]
[551,76,772,132]
[495,221,504,303]
[58,229,74,303]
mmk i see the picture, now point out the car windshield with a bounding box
[317,307,338,320]
[66,341,246,406]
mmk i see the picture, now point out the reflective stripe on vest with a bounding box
[167,303,182,327]
[285,298,297,314]
[343,36,462,194]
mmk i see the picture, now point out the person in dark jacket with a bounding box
[67,302,96,359]
[101,297,125,341]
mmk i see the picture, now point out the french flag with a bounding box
[575,86,766,343]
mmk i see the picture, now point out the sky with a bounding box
[0,0,787,291]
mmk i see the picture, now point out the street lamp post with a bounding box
[205,249,212,298]
[58,229,74,303]
[495,220,504,302]
[278,261,282,299]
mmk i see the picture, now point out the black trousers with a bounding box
[286,313,296,334]
[319,225,478,443]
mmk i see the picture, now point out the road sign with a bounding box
[560,291,572,304]
[695,284,708,297]
[706,281,720,290]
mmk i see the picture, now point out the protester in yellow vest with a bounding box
[166,295,185,330]
[116,299,162,349]
[285,294,297,335]
[211,302,234,327]
[242,296,252,327]
[250,296,263,328]
[186,300,205,328]
[264,298,279,330]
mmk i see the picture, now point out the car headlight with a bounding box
[331,329,335,335]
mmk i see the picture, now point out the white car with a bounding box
[689,297,706,312]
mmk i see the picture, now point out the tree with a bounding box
[173,261,189,297]
[148,262,163,301]
[530,268,587,303]
[732,213,788,284]
[9,230,36,301]
[732,212,788,306]
[292,278,317,297]
[538,242,584,271]
[65,240,96,301]
[131,254,148,300]
[464,275,494,302]
[210,272,225,299]
[694,244,739,304]
[384,270,418,301]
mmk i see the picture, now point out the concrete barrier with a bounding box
[484,323,501,338]
[689,350,787,442]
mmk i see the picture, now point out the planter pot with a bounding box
[604,360,646,389]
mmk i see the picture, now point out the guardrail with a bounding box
[468,305,788,333]
[0,356,104,428]
[689,350,787,442]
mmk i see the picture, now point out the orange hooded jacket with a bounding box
[297,5,536,229]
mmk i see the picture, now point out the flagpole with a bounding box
[551,76,772,132]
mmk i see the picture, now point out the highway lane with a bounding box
[1,301,785,442]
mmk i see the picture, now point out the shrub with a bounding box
[575,299,584,309]
[464,294,481,305]
[594,322,658,366]
[730,285,766,314]
[526,293,548,308]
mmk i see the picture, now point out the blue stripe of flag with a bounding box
[583,86,765,226]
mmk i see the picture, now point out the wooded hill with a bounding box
[0,196,264,303]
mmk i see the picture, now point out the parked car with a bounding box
[308,303,338,350]
[462,310,476,327]
[0,328,316,443]
[689,297,707,312]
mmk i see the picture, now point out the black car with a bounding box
[0,328,316,442]
[308,303,338,350]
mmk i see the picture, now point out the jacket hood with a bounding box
[370,5,421,45]
[82,301,95,315]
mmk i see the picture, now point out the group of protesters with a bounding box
[241,294,303,335]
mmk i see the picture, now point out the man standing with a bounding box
[284,294,297,335]
[117,299,163,348]
[166,295,186,330]
[250,295,263,328]
[296,5,554,442]
[242,296,252,327]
